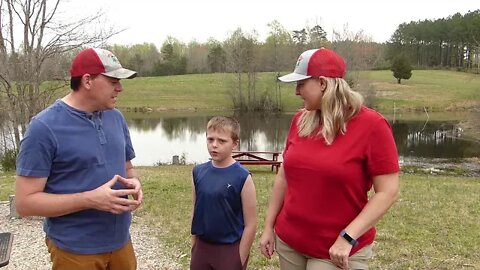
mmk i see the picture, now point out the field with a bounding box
[114,70,480,113]
[2,166,478,269]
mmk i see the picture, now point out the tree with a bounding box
[186,41,209,74]
[0,0,117,153]
[292,28,308,54]
[156,36,187,75]
[263,21,294,111]
[109,43,161,77]
[386,10,480,70]
[332,24,375,71]
[308,24,328,48]
[264,20,293,71]
[206,39,226,73]
[224,28,259,111]
[391,55,413,84]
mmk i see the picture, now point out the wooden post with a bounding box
[9,195,20,219]
[172,155,179,165]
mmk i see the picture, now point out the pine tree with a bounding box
[391,55,413,84]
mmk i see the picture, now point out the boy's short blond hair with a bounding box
[207,116,240,142]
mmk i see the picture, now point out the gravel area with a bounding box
[0,202,183,270]
[400,157,480,177]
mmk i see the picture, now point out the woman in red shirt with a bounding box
[259,48,400,270]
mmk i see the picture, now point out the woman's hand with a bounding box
[259,228,276,259]
[328,236,353,269]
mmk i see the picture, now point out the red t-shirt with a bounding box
[275,107,399,259]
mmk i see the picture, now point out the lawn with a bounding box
[137,166,480,269]
[363,70,480,112]
[1,167,479,269]
[114,70,479,113]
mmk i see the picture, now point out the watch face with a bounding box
[341,230,357,246]
[342,232,353,241]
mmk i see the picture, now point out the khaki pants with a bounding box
[46,237,137,270]
[276,236,373,270]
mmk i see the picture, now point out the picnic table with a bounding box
[232,150,282,172]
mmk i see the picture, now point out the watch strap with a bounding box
[340,230,358,246]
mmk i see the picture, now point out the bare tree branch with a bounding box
[1,0,120,150]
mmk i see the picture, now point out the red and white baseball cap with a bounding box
[70,48,137,79]
[278,47,346,82]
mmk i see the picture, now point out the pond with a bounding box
[126,111,480,166]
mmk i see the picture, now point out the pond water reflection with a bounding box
[126,112,480,166]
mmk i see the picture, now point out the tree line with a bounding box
[386,10,480,69]
[107,22,386,77]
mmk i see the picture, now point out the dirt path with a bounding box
[0,204,183,270]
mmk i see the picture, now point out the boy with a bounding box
[190,116,257,270]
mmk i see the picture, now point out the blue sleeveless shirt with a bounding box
[191,161,250,244]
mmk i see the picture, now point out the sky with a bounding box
[63,0,478,47]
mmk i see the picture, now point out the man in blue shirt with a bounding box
[15,48,143,270]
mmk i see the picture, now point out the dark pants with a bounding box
[190,237,248,270]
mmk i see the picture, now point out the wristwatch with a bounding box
[340,230,358,246]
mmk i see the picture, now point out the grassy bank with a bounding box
[364,70,480,112]
[116,70,479,113]
[3,167,478,269]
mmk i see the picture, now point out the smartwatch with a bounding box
[340,230,358,246]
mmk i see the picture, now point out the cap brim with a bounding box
[278,73,311,83]
[103,68,137,79]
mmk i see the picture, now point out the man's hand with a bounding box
[118,176,143,211]
[86,175,141,214]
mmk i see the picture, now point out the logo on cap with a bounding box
[108,52,119,64]
[296,55,303,67]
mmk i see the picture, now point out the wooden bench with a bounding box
[0,232,13,268]
[232,151,282,172]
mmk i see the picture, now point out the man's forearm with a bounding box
[16,191,91,217]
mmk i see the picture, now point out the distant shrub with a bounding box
[1,149,17,172]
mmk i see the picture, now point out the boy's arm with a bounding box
[191,177,197,247]
[239,174,257,265]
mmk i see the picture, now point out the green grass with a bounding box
[143,166,480,269]
[1,167,479,269]
[7,70,479,113]
[3,166,465,269]
[363,70,480,112]
[0,172,15,201]
[118,72,301,112]
[374,174,480,269]
[114,70,479,113]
